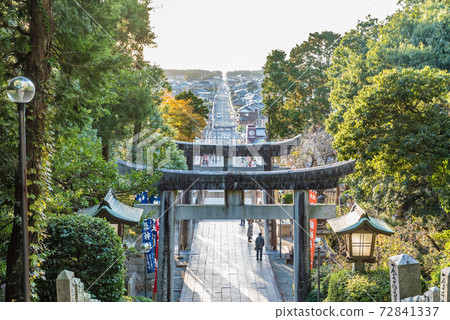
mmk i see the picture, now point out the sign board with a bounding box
[247,125,257,143]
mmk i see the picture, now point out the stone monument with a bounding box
[389,254,422,302]
[441,267,450,302]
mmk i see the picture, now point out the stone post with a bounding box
[73,277,84,302]
[156,190,176,302]
[128,272,138,297]
[293,190,310,302]
[180,190,193,250]
[179,153,194,251]
[56,270,76,302]
[440,267,450,302]
[424,287,440,302]
[389,254,421,302]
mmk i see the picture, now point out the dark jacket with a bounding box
[255,235,265,249]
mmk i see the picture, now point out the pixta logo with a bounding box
[126,129,172,175]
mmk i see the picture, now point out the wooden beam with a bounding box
[157,160,355,191]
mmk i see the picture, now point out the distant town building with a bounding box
[246,124,266,143]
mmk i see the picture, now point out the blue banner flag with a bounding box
[142,218,156,273]
[136,191,149,204]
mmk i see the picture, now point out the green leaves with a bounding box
[175,90,209,120]
[333,67,450,215]
[262,31,340,139]
[36,215,125,301]
[326,269,391,302]
[326,1,450,216]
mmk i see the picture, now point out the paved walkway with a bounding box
[180,219,282,302]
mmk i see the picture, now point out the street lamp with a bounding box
[328,203,394,273]
[314,237,323,302]
[6,76,36,302]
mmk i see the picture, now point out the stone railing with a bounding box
[389,254,450,302]
[56,270,100,302]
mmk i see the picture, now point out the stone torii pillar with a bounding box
[263,154,277,250]
[156,190,176,302]
[293,190,310,301]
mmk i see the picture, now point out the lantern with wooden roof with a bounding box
[328,203,394,272]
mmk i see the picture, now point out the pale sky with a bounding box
[143,0,400,72]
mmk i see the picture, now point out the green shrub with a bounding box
[307,268,332,302]
[37,215,125,301]
[282,193,293,204]
[123,295,153,302]
[326,268,390,302]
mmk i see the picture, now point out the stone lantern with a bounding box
[328,203,394,272]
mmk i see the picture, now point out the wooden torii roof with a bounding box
[175,134,302,157]
[157,159,356,191]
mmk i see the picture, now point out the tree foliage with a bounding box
[92,63,170,161]
[262,31,340,139]
[327,0,450,216]
[175,90,209,119]
[334,67,449,215]
[0,0,184,301]
[47,128,169,215]
[37,215,125,302]
[262,49,291,139]
[160,94,207,142]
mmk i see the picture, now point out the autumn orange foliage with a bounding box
[160,93,207,141]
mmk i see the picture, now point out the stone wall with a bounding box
[56,270,100,302]
[389,254,450,302]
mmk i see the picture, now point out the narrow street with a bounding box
[204,81,240,144]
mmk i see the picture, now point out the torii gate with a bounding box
[135,159,355,302]
[175,135,302,251]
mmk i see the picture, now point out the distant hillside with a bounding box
[226,70,263,78]
[165,69,222,81]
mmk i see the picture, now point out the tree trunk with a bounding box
[132,121,142,163]
[6,0,53,301]
[102,142,110,162]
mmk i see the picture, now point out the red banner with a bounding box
[310,219,317,269]
[309,190,317,204]
[153,219,159,294]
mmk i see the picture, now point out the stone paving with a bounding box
[180,219,282,302]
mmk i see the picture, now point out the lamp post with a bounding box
[314,237,323,302]
[6,76,36,302]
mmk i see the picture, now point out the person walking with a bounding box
[239,219,245,226]
[255,232,265,261]
[247,220,253,242]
